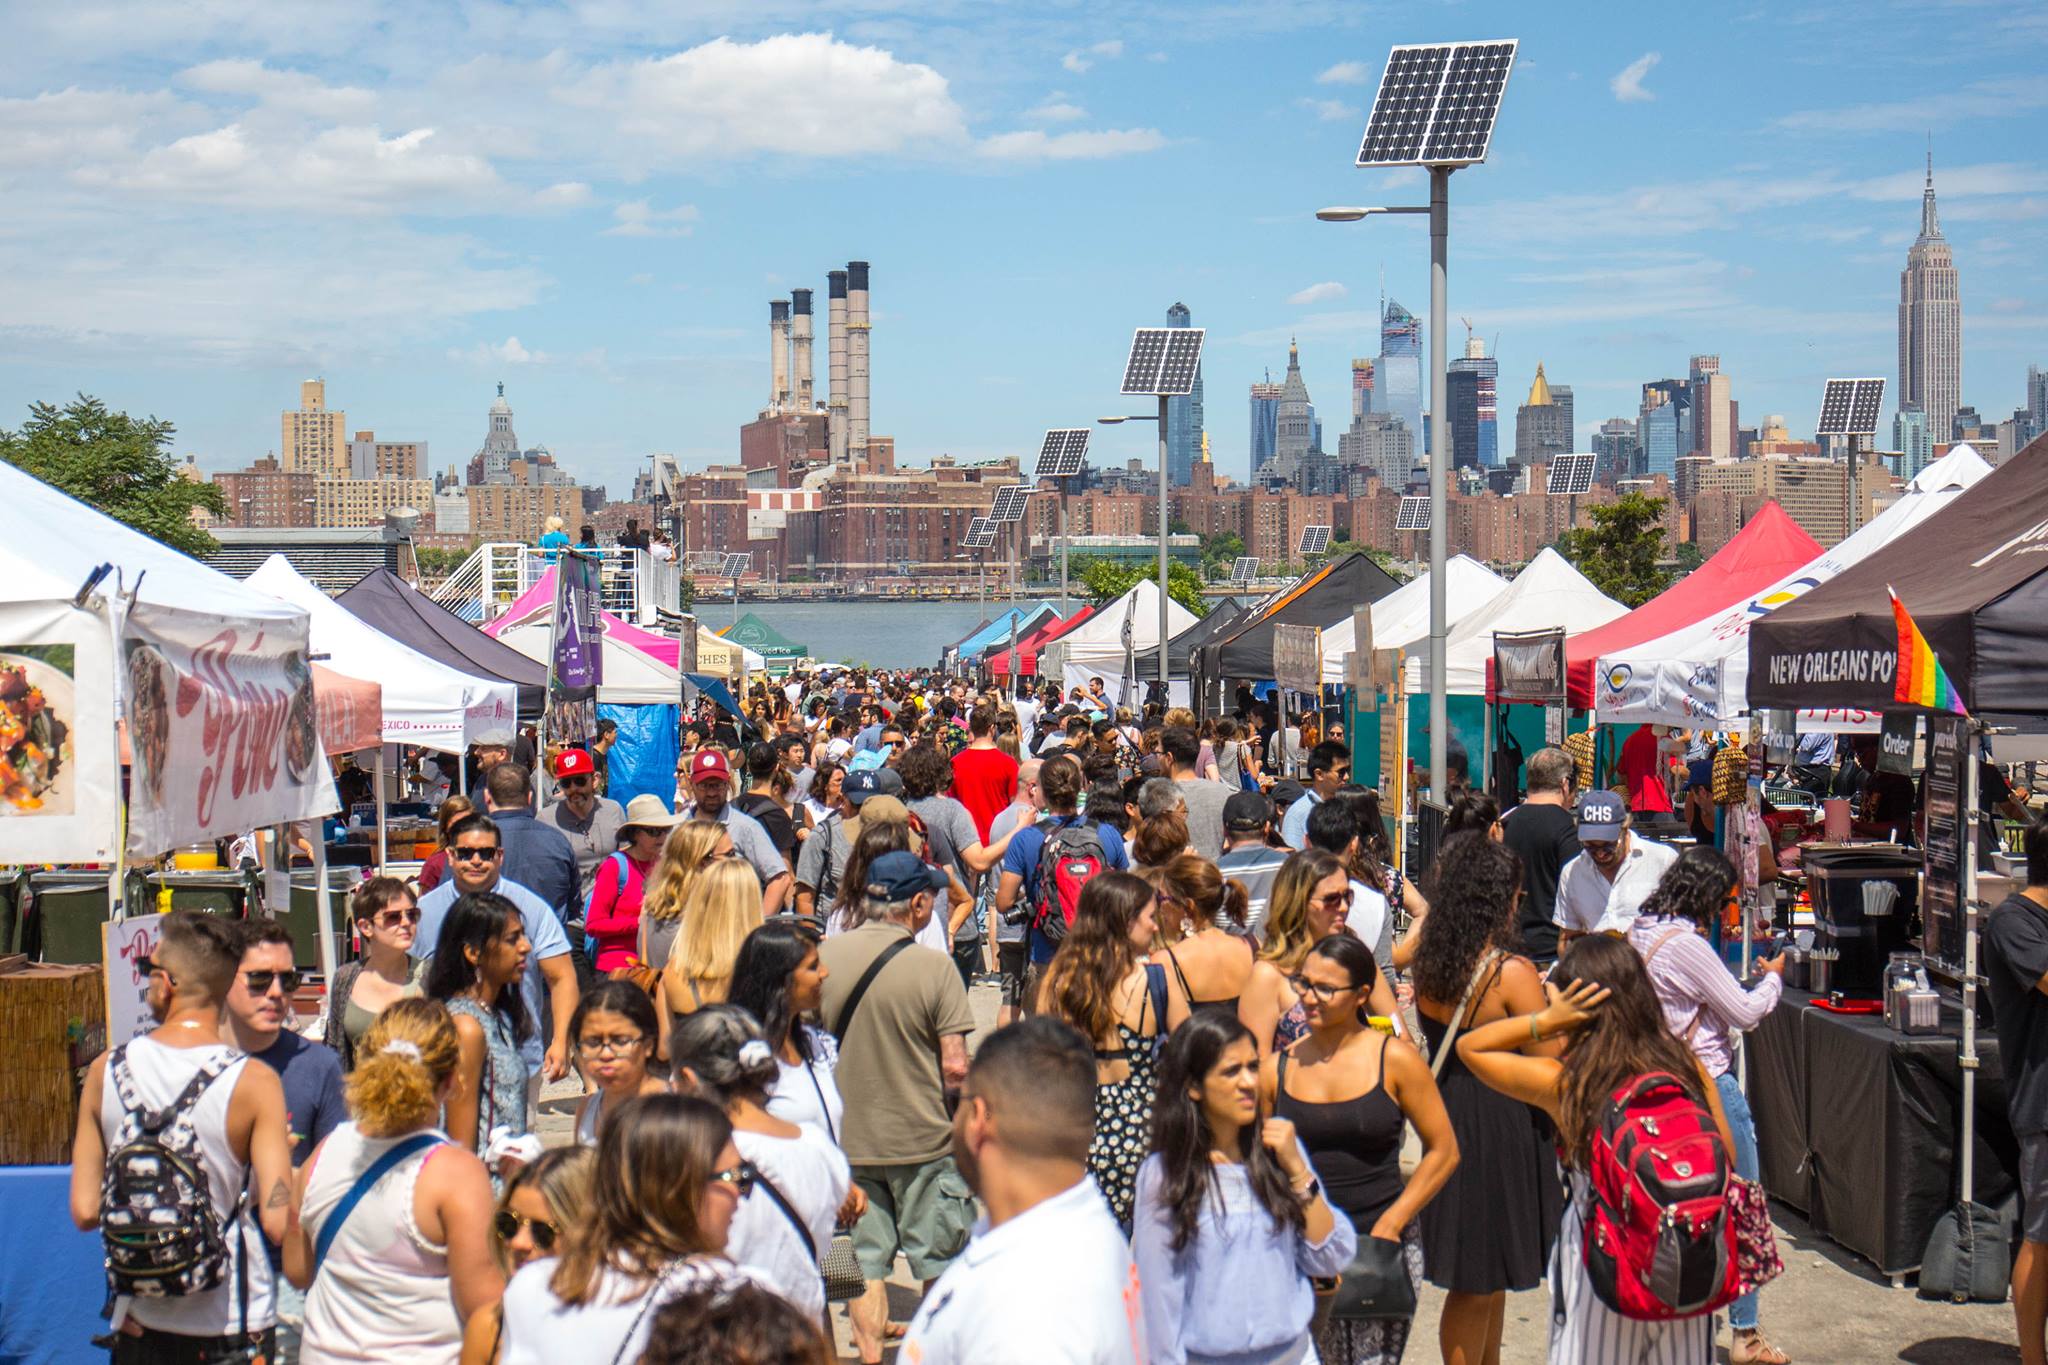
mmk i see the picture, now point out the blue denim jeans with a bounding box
[1715,1069,1763,1331]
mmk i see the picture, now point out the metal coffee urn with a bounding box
[1801,846,1919,998]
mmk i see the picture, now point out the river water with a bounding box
[709,599,1047,669]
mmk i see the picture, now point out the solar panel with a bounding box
[1297,525,1332,557]
[1816,378,1885,437]
[963,518,997,550]
[1122,329,1172,395]
[1357,41,1517,168]
[1156,329,1205,396]
[1230,556,1261,585]
[721,552,752,578]
[1034,428,1092,479]
[1545,453,1596,496]
[1395,496,1431,531]
[990,485,1032,523]
[1849,378,1885,435]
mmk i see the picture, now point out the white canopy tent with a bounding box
[1410,548,1628,696]
[494,617,686,704]
[1319,555,1509,685]
[1043,579,1200,707]
[248,556,516,753]
[1594,445,1995,727]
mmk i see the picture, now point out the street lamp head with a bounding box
[1316,206,1376,222]
[1096,416,1127,425]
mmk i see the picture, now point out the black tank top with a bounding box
[1161,946,1240,1018]
[1274,1032,1405,1226]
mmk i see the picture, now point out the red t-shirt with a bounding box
[950,745,1020,843]
[1618,725,1674,814]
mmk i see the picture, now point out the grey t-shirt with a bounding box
[1176,778,1234,862]
[795,811,858,907]
[989,802,1035,944]
[909,794,982,945]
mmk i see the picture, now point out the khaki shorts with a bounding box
[850,1155,978,1282]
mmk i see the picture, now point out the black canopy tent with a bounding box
[1747,437,2048,728]
[337,568,548,714]
[1133,598,1246,676]
[1199,551,1402,683]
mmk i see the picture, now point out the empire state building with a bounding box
[1897,153,1961,440]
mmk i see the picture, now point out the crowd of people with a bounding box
[73,667,1821,1364]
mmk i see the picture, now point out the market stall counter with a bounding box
[1748,987,2018,1278]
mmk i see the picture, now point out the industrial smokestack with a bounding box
[827,270,849,463]
[847,260,870,463]
[789,289,814,411]
[769,300,791,413]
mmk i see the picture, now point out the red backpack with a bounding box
[1580,1071,1740,1321]
[1031,817,1107,946]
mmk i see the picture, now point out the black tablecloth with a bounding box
[1747,988,2018,1274]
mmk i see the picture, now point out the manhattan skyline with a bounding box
[1,1,2042,494]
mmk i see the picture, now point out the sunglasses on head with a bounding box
[492,1210,559,1251]
[244,969,302,995]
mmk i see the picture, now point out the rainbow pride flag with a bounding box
[1890,586,1968,715]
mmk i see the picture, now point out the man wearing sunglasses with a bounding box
[223,919,345,1363]
[538,748,625,912]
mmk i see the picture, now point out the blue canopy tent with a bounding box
[948,602,1061,669]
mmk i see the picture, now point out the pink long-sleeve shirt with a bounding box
[1627,914,1783,1078]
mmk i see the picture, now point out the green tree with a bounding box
[1327,538,1412,584]
[1071,555,1209,616]
[1197,530,1246,575]
[1557,491,1672,607]
[1,395,225,556]
[412,544,473,579]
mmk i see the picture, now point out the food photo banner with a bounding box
[121,604,336,859]
[0,600,119,864]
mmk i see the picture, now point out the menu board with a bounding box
[1921,715,1968,970]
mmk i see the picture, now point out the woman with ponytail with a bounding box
[285,998,503,1364]
[671,1006,851,1320]
[1151,852,1255,1016]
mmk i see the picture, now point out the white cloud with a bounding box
[1316,61,1370,85]
[1775,77,2048,134]
[977,127,1165,161]
[1610,52,1660,103]
[603,199,699,237]
[450,335,551,366]
[1288,281,1347,306]
[534,180,590,207]
[1061,40,1124,74]
[1300,98,1355,123]
[177,59,377,120]
[1024,93,1087,123]
[94,122,505,213]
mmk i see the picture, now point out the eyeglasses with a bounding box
[243,969,303,995]
[1289,974,1357,1001]
[371,906,421,929]
[451,846,502,863]
[708,1160,758,1197]
[1313,888,1356,911]
[576,1034,647,1056]
[492,1210,560,1252]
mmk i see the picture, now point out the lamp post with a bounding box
[1097,401,1172,695]
[1317,197,1448,796]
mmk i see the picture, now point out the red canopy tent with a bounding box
[1487,500,1823,709]
[988,606,1092,678]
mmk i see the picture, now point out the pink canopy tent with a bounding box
[1487,500,1823,709]
[483,567,678,668]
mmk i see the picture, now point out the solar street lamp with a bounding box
[1319,39,1518,799]
[1103,325,1204,696]
[1034,429,1091,612]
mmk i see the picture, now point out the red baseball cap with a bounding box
[554,749,595,779]
[688,748,731,782]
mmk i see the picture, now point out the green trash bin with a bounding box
[31,872,117,965]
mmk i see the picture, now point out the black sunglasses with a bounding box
[133,955,175,985]
[492,1210,559,1251]
[451,846,501,862]
[244,969,303,995]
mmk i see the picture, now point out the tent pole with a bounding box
[1960,726,1982,1208]
[313,827,337,989]
[375,746,389,876]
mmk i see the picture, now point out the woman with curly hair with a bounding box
[1132,1011,1354,1364]
[1409,834,1562,1365]
[1036,870,1191,1231]
[1457,935,1733,1365]
[1334,787,1430,967]
[1626,846,1788,1364]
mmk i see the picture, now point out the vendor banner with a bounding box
[552,551,603,694]
[0,600,120,865]
[1272,624,1322,694]
[121,603,337,860]
[1877,712,1917,775]
[1492,628,1566,705]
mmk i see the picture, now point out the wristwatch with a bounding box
[1292,1173,1321,1203]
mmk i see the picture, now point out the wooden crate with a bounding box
[0,959,105,1165]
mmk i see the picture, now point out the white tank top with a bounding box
[297,1122,460,1363]
[99,1036,276,1336]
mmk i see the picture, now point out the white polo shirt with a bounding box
[1553,835,1678,936]
[902,1176,1143,1365]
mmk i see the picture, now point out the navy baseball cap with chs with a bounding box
[1224,791,1274,832]
[1576,791,1628,842]
[865,850,947,901]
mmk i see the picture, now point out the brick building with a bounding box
[213,456,315,528]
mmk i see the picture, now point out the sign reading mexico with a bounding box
[121,605,336,858]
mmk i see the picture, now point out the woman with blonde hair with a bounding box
[459,1148,596,1365]
[285,999,502,1364]
[1152,852,1255,1015]
[661,857,761,1025]
[635,819,734,975]
[1240,849,1400,1062]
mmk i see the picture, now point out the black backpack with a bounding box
[1030,818,1108,946]
[100,1046,244,1304]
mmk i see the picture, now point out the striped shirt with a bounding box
[1626,915,1783,1078]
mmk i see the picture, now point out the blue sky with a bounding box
[2,0,2043,494]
